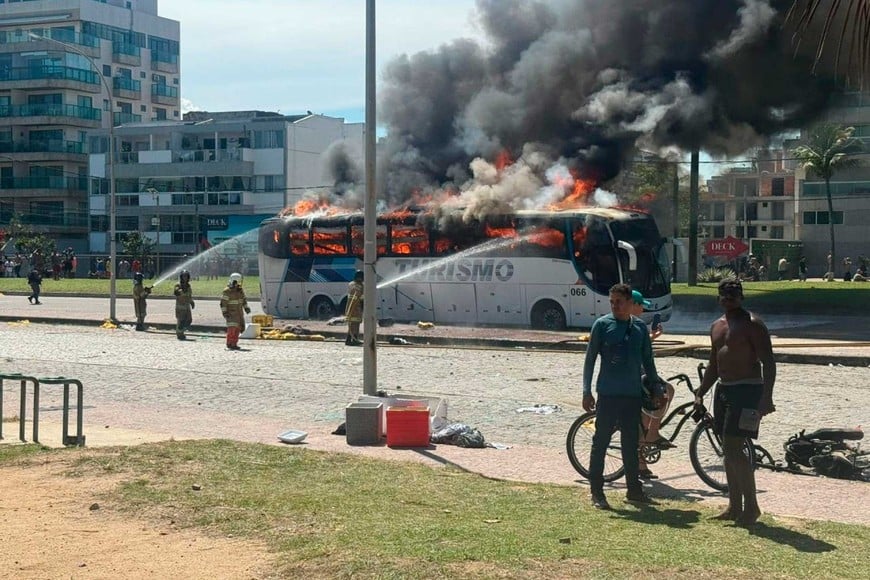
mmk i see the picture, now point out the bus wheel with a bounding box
[531,300,566,330]
[308,296,336,320]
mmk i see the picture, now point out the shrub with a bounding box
[698,267,736,283]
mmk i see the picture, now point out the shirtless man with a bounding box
[694,278,776,525]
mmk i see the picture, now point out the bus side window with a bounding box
[312,227,347,255]
[517,218,566,259]
[351,225,387,256]
[289,227,310,256]
[259,222,290,258]
[390,225,428,256]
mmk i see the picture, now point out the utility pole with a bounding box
[362,0,378,395]
[672,162,679,282]
[688,149,700,286]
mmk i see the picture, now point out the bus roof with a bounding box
[260,206,651,228]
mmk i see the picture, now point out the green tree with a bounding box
[4,213,57,258]
[792,124,862,275]
[121,231,155,263]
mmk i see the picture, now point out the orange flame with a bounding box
[527,227,565,249]
[495,149,513,171]
[485,224,518,238]
[550,173,597,210]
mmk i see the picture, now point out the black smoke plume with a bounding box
[320,0,838,214]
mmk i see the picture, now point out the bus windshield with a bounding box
[609,218,670,299]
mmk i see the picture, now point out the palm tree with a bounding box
[792,124,861,276]
[786,1,870,87]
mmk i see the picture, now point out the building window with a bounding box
[772,202,785,220]
[802,211,816,225]
[140,104,147,112]
[770,226,784,239]
[712,225,725,238]
[816,211,845,225]
[771,177,785,196]
[154,107,167,120]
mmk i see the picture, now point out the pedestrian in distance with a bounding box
[27,268,43,305]
[694,278,776,526]
[132,272,152,331]
[798,256,808,282]
[173,269,195,340]
[582,283,662,510]
[220,272,250,350]
[345,270,364,346]
[777,256,788,281]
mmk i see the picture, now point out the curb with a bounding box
[2,314,868,367]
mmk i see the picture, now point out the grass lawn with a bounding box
[5,440,866,579]
[0,276,261,300]
[671,281,869,315]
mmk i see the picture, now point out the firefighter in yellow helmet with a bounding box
[220,272,249,350]
[345,270,364,346]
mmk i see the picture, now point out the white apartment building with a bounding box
[87,111,364,262]
[0,0,180,251]
[793,92,870,274]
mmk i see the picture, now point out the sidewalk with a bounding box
[1,303,868,526]
[2,293,869,366]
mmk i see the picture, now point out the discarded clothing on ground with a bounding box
[515,404,562,414]
[430,423,486,448]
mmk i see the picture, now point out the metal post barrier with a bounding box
[34,377,85,446]
[0,373,40,442]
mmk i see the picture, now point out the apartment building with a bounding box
[793,92,870,274]
[87,111,364,263]
[0,0,180,251]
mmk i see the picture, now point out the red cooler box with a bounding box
[386,406,430,447]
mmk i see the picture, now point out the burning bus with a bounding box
[257,205,673,330]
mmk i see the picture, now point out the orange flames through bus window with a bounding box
[527,227,565,249]
[312,231,346,254]
[484,224,518,238]
[572,226,588,258]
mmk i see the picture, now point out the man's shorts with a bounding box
[713,383,763,439]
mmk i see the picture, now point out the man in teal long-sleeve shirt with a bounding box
[582,283,661,509]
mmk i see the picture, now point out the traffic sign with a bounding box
[704,236,749,260]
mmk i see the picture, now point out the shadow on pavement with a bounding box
[744,521,837,553]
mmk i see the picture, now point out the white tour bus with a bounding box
[258,207,674,330]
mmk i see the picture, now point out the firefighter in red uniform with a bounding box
[220,272,249,350]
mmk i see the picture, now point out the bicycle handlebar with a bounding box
[666,373,696,395]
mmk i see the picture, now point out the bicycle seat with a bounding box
[803,428,864,442]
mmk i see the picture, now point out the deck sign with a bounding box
[704,236,749,260]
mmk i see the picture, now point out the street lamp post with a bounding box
[147,188,160,276]
[30,32,117,320]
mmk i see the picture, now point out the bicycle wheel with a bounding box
[566,411,626,482]
[689,421,754,492]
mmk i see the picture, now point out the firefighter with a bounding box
[345,270,364,346]
[132,272,151,331]
[173,269,195,340]
[220,272,250,350]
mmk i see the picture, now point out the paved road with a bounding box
[1,319,868,524]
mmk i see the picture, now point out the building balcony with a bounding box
[113,76,142,100]
[0,65,101,92]
[0,139,87,155]
[0,29,101,56]
[0,175,88,192]
[151,51,179,74]
[151,83,178,106]
[112,42,142,66]
[0,103,102,128]
[113,112,143,126]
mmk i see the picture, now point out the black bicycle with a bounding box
[566,365,755,492]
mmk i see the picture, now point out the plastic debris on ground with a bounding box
[277,429,308,444]
[515,404,562,414]
[327,316,347,326]
[430,423,486,448]
[8,319,31,326]
[388,337,412,345]
[100,319,118,329]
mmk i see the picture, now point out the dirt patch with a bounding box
[0,456,276,579]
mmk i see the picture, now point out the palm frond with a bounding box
[787,0,870,88]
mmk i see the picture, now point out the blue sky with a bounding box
[160,0,481,123]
